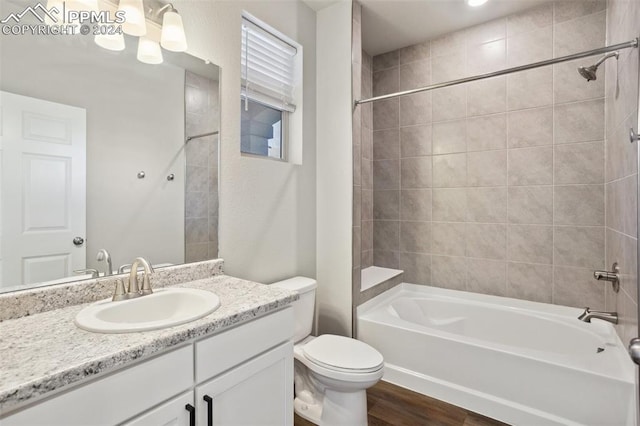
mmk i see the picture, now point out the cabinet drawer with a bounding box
[1,345,193,426]
[195,307,293,383]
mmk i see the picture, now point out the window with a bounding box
[240,98,286,159]
[240,14,300,161]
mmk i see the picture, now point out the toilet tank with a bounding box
[271,277,317,343]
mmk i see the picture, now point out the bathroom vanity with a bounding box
[0,263,297,426]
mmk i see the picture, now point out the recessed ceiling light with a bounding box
[467,0,488,7]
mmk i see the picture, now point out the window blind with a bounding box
[241,17,297,113]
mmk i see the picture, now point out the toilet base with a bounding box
[294,397,322,424]
[293,389,368,426]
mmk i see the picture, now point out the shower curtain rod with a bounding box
[185,131,219,142]
[355,38,639,106]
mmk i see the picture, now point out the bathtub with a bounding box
[357,284,637,426]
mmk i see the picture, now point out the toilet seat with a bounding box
[302,335,384,373]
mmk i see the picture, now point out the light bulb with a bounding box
[467,0,488,6]
[95,33,125,51]
[137,37,163,64]
[161,10,187,52]
[118,0,147,36]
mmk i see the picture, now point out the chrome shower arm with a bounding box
[593,51,619,67]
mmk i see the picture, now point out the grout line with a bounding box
[428,38,434,288]
[551,1,557,305]
[506,62,511,296]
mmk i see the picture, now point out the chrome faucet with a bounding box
[112,257,154,301]
[129,257,154,296]
[96,249,113,276]
[578,308,618,324]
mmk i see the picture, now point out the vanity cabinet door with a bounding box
[122,392,194,426]
[0,346,193,426]
[195,341,293,426]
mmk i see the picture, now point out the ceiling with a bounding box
[302,0,550,56]
[358,0,549,56]
[302,0,342,11]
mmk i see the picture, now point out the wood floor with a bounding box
[294,380,509,426]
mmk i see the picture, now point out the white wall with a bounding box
[0,33,185,271]
[315,0,353,336]
[179,0,317,284]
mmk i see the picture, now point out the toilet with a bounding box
[272,277,384,426]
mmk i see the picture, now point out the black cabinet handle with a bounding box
[185,403,196,426]
[203,395,213,426]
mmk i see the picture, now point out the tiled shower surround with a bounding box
[185,71,220,262]
[361,51,374,270]
[604,0,639,343]
[365,1,616,309]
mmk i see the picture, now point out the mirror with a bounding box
[0,2,220,293]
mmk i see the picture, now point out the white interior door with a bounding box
[0,91,86,289]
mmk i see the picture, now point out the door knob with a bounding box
[629,338,640,365]
[73,237,85,246]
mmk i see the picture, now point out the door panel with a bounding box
[22,111,73,145]
[22,254,70,285]
[22,154,70,231]
[0,91,86,289]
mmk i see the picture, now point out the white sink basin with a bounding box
[75,288,221,333]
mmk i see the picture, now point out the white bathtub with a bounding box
[357,284,637,426]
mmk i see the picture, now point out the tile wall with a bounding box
[368,1,612,308]
[353,1,363,306]
[185,71,220,262]
[353,0,374,275]
[604,0,639,344]
[362,52,374,269]
[354,1,398,324]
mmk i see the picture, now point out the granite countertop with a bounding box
[0,275,298,414]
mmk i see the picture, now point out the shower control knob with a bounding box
[629,338,640,366]
[73,237,85,246]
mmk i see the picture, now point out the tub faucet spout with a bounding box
[578,308,618,324]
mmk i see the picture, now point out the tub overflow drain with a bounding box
[597,347,605,353]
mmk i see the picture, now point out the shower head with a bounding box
[577,51,619,82]
[577,65,598,81]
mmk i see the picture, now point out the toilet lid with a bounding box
[303,335,383,373]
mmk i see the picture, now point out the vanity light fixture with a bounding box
[137,36,163,64]
[92,1,188,64]
[466,0,488,6]
[159,5,188,52]
[95,33,126,51]
[118,0,147,36]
